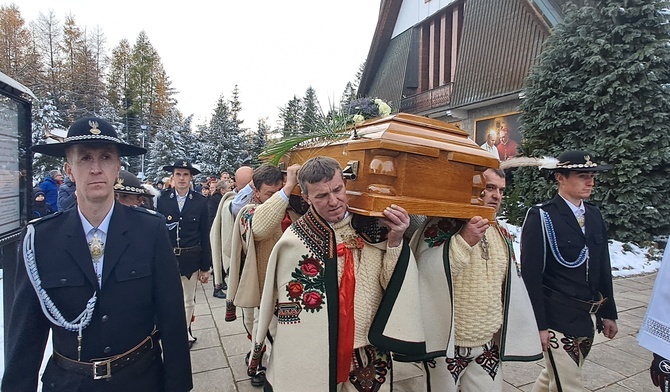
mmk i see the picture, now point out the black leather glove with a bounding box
[651,354,670,392]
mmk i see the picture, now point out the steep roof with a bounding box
[359,0,403,97]
[359,0,570,101]
[451,0,551,106]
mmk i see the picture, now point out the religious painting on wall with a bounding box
[474,112,522,161]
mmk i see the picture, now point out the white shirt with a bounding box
[78,202,114,287]
[559,194,586,233]
[231,183,254,217]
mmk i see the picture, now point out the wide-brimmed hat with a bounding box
[162,160,201,175]
[114,170,155,197]
[31,116,146,157]
[551,150,612,172]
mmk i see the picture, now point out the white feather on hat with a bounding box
[499,156,560,170]
[142,184,161,199]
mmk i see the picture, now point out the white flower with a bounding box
[375,99,392,117]
[352,114,366,124]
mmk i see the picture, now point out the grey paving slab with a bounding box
[228,353,252,383]
[190,327,223,350]
[192,367,238,392]
[604,334,652,360]
[582,359,626,391]
[587,343,650,377]
[190,346,228,373]
[191,313,215,331]
[502,361,545,387]
[188,271,659,391]
[221,333,253,357]
[616,370,660,392]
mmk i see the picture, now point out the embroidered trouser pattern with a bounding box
[341,346,392,392]
[532,329,593,392]
[422,340,502,392]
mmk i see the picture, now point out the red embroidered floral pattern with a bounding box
[286,254,326,313]
[287,281,304,299]
[423,218,461,248]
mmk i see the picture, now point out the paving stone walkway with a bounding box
[188,273,659,391]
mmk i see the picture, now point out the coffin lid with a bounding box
[343,113,500,169]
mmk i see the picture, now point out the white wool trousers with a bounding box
[532,329,593,392]
[422,340,503,392]
[181,274,198,339]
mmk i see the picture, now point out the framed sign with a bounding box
[474,112,521,161]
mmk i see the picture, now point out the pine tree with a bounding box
[301,86,324,135]
[198,95,246,176]
[31,94,65,176]
[511,0,670,242]
[249,117,270,166]
[279,95,303,138]
[340,82,357,110]
[145,108,189,181]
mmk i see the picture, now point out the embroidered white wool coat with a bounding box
[390,217,542,362]
[228,192,299,308]
[253,210,425,391]
[210,191,236,287]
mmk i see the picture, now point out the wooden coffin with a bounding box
[280,113,500,221]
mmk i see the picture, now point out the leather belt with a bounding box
[544,286,607,314]
[174,245,201,256]
[53,330,160,380]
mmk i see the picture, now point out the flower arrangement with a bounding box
[345,97,393,125]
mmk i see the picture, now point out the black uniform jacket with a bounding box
[2,203,192,392]
[520,196,617,337]
[157,189,212,277]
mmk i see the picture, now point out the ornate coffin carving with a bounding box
[280,113,499,221]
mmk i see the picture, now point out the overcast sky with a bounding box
[16,1,381,130]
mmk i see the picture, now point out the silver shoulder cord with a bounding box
[23,224,97,359]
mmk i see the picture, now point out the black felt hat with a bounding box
[162,160,201,175]
[114,170,154,197]
[552,150,612,172]
[31,116,146,157]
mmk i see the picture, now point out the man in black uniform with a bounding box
[114,169,156,209]
[157,160,212,348]
[3,116,192,392]
[521,150,618,391]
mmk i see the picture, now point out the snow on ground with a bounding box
[0,224,662,385]
[501,220,662,277]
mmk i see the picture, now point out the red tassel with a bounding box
[336,243,356,383]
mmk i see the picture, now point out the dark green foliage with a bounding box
[301,86,325,135]
[279,96,304,138]
[249,118,270,167]
[198,93,247,175]
[510,0,670,242]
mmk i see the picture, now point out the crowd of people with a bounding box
[5,115,668,392]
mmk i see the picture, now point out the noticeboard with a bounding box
[0,96,20,237]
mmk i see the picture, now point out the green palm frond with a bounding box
[262,106,355,165]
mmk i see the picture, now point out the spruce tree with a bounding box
[145,109,188,181]
[512,0,670,242]
[249,118,270,166]
[198,95,245,175]
[301,86,324,135]
[279,95,303,137]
